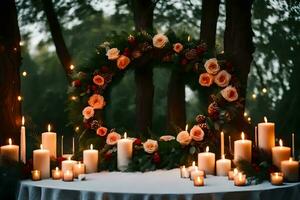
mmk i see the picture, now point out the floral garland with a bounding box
[68,31,243,171]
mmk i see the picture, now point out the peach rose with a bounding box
[221,86,238,102]
[88,94,106,109]
[117,55,130,70]
[82,106,94,119]
[96,126,108,137]
[159,135,175,142]
[204,58,220,75]
[106,48,120,60]
[176,131,191,146]
[153,33,168,48]
[173,43,183,53]
[199,73,214,87]
[190,125,205,141]
[215,70,231,87]
[143,139,158,154]
[93,75,105,86]
[106,132,121,145]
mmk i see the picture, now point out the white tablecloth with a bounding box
[18,169,300,200]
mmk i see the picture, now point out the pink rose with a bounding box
[106,132,121,145]
[176,131,191,146]
[106,48,120,60]
[88,94,106,109]
[199,73,214,87]
[190,125,205,141]
[117,55,130,70]
[153,33,168,48]
[221,86,238,102]
[159,135,175,142]
[173,43,183,53]
[143,139,158,154]
[82,106,94,119]
[215,70,231,87]
[204,58,220,75]
[96,126,108,137]
[93,75,105,86]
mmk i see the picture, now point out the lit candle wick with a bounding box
[8,138,12,145]
[206,146,209,152]
[222,154,225,159]
[124,132,127,139]
[279,139,283,147]
[241,132,245,140]
[22,116,25,126]
[40,144,43,150]
[90,144,93,150]
[185,124,188,131]
[192,161,195,167]
[264,116,268,123]
[48,124,51,132]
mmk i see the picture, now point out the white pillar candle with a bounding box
[216,155,231,176]
[258,117,275,152]
[281,157,299,182]
[220,131,224,156]
[272,139,291,169]
[83,144,98,173]
[42,124,57,158]
[20,116,26,163]
[0,138,19,161]
[61,156,76,173]
[234,132,252,163]
[33,144,50,179]
[198,146,215,175]
[117,132,133,171]
[73,161,85,178]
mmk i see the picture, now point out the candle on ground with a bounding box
[180,166,189,178]
[20,116,26,163]
[258,117,275,152]
[52,167,62,180]
[193,176,204,187]
[270,172,283,185]
[220,131,224,156]
[83,144,98,173]
[198,146,215,175]
[216,155,231,176]
[272,139,291,169]
[42,124,57,158]
[61,156,76,173]
[228,168,238,180]
[281,157,299,182]
[234,173,247,186]
[117,132,133,171]
[234,132,252,163]
[33,144,50,179]
[31,170,41,181]
[73,161,85,178]
[63,170,74,181]
[0,138,19,161]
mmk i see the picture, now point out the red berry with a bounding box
[153,152,160,164]
[133,138,142,146]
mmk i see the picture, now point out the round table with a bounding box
[18,169,300,200]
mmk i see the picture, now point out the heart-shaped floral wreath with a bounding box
[68,31,243,171]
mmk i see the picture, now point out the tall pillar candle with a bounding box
[20,116,26,163]
[234,132,252,163]
[198,146,215,175]
[0,138,19,161]
[61,156,77,173]
[258,117,275,152]
[272,139,291,169]
[42,124,57,158]
[281,158,299,182]
[33,145,50,179]
[117,132,133,171]
[216,155,231,176]
[83,144,98,173]
[220,131,224,157]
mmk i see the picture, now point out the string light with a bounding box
[22,71,27,77]
[19,41,24,46]
[244,112,248,117]
[252,94,256,99]
[70,64,75,70]
[71,96,77,101]
[247,117,251,122]
[75,126,80,132]
[17,96,22,101]
[262,88,267,94]
[187,35,191,42]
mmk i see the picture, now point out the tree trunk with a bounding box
[0,0,21,146]
[42,0,72,76]
[224,0,254,132]
[131,0,155,138]
[200,0,220,55]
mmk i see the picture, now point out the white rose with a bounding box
[106,48,120,60]
[153,33,168,48]
[176,131,191,146]
[143,139,158,154]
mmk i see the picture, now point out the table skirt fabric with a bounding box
[18,169,300,200]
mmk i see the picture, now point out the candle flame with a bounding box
[275,172,279,177]
[264,116,268,123]
[185,124,188,131]
[55,167,59,171]
[233,168,238,175]
[68,156,71,161]
[289,157,293,162]
[238,173,243,181]
[206,146,209,152]
[8,138,12,145]
[192,161,195,167]
[222,154,225,159]
[70,64,75,70]
[22,116,25,126]
[48,124,51,132]
[187,35,191,42]
[182,165,185,169]
[90,144,93,150]
[124,132,127,139]
[40,144,43,150]
[241,132,245,140]
[197,176,200,181]
[279,139,283,147]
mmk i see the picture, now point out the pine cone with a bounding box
[208,102,220,119]
[199,123,208,131]
[140,42,152,52]
[127,35,136,45]
[91,120,100,130]
[185,49,198,60]
[196,115,206,123]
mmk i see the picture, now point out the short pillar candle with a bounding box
[33,144,50,179]
[234,132,252,163]
[281,157,299,182]
[258,117,275,152]
[272,139,291,169]
[216,155,231,176]
[198,146,215,175]
[41,124,57,159]
[83,144,98,173]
